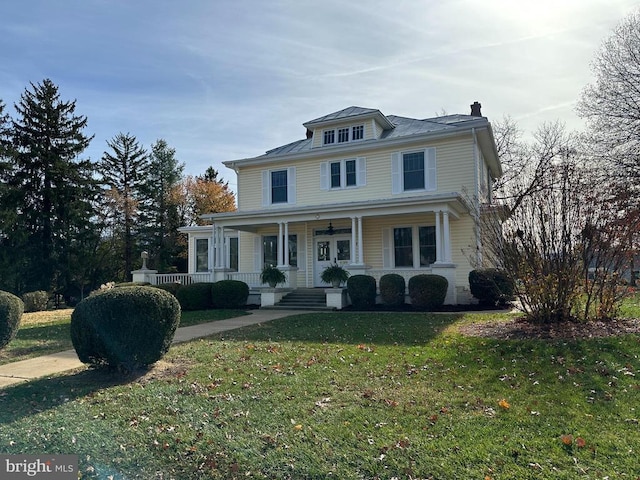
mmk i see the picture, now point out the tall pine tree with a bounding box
[138,139,184,272]
[1,79,95,294]
[98,132,149,280]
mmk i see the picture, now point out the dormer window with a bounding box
[352,125,364,140]
[323,130,335,145]
[322,124,365,146]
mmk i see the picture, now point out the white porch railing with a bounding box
[226,272,262,288]
[153,273,214,285]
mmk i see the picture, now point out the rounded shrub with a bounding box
[347,275,377,310]
[0,291,24,350]
[469,269,515,306]
[175,282,215,311]
[70,286,181,372]
[212,280,249,309]
[379,274,406,306]
[21,290,49,312]
[408,274,448,310]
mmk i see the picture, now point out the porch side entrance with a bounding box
[314,235,351,286]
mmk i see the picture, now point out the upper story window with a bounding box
[391,148,436,194]
[271,170,288,203]
[323,130,335,145]
[352,125,364,140]
[322,124,364,146]
[262,167,296,206]
[321,158,366,190]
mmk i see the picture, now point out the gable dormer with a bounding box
[303,106,396,148]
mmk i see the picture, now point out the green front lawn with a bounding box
[1,311,639,478]
[0,309,249,365]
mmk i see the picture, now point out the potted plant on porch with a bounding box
[321,263,350,288]
[260,265,286,288]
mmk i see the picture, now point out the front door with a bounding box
[314,236,351,286]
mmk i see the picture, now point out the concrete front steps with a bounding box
[263,288,335,311]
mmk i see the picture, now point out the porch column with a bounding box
[212,223,216,272]
[220,227,227,268]
[357,216,364,265]
[351,217,357,264]
[277,222,284,266]
[442,211,452,263]
[434,211,443,263]
[284,222,290,266]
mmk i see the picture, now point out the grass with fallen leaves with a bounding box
[1,311,640,479]
[0,309,249,365]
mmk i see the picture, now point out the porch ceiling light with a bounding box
[327,221,335,235]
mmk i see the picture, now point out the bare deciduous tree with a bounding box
[480,122,633,323]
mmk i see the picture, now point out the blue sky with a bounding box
[1,0,638,192]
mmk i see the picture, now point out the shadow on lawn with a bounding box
[0,367,149,425]
[218,312,466,346]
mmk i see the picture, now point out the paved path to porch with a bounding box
[0,309,309,389]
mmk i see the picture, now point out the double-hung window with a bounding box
[385,225,437,268]
[262,167,296,206]
[321,158,365,190]
[195,238,209,272]
[271,170,288,204]
[338,127,349,143]
[391,148,437,194]
[262,234,297,268]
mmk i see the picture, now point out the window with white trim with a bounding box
[262,234,297,268]
[323,130,335,145]
[195,238,208,272]
[337,127,349,143]
[262,167,296,206]
[391,148,437,194]
[352,125,364,140]
[320,158,366,190]
[384,225,437,268]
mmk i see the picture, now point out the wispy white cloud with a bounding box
[0,0,638,191]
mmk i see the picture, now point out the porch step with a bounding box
[267,288,335,311]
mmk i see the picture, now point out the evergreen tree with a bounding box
[1,79,95,294]
[98,133,149,281]
[139,139,184,272]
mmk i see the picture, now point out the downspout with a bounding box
[471,128,482,266]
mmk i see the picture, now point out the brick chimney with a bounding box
[470,101,482,117]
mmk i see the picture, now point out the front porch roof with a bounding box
[200,192,470,232]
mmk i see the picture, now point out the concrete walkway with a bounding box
[0,309,309,389]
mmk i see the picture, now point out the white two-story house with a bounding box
[178,102,501,305]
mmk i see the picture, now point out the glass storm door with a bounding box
[314,236,351,286]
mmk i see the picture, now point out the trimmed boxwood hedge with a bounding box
[380,274,406,306]
[408,274,448,310]
[347,275,377,310]
[70,286,180,372]
[0,291,24,350]
[212,280,249,309]
[174,282,215,311]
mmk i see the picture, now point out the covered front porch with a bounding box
[173,194,475,305]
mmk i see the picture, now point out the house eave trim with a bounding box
[224,121,491,169]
